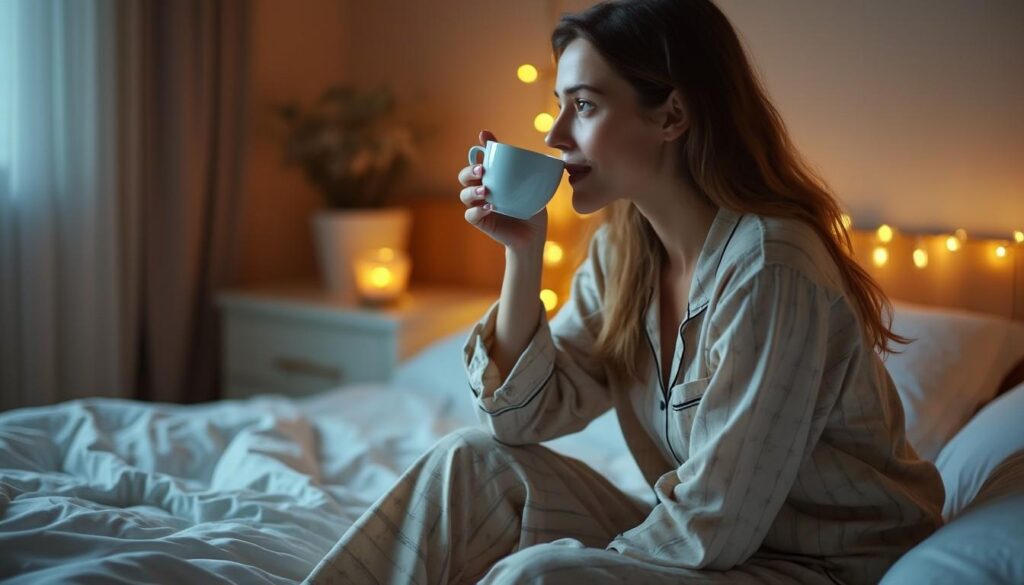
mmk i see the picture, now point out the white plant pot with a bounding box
[312,207,412,302]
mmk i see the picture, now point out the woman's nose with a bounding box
[545,112,572,151]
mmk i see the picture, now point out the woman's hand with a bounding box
[458,130,548,252]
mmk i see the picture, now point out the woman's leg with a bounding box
[481,541,838,585]
[305,427,650,585]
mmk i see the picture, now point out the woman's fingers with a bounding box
[461,130,497,229]
[458,164,484,187]
[459,184,488,207]
[464,202,493,225]
[458,130,494,187]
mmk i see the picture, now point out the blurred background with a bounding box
[1,0,1022,410]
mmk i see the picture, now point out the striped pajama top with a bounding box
[462,206,944,585]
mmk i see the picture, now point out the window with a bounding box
[0,0,15,181]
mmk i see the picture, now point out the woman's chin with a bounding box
[571,191,606,215]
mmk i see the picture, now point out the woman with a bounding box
[306,1,943,583]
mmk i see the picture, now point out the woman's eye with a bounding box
[555,99,594,114]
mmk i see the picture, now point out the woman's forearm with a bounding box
[487,242,545,397]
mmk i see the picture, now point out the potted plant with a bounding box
[274,85,426,301]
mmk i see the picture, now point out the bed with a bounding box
[1,299,1022,584]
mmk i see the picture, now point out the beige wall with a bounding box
[238,0,348,285]
[239,0,1023,287]
[716,0,1024,236]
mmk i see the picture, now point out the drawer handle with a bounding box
[273,356,343,382]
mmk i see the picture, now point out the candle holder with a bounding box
[353,247,411,306]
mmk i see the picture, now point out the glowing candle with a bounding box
[353,247,411,304]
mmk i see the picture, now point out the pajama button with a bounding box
[659,400,666,411]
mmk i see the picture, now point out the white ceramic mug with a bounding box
[466,140,565,220]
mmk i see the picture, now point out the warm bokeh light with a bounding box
[533,113,554,133]
[517,64,538,84]
[872,246,889,267]
[540,288,558,312]
[995,245,1007,259]
[354,247,411,303]
[840,213,852,230]
[543,241,564,266]
[1014,230,1024,244]
[946,236,962,252]
[912,247,929,269]
[369,266,393,288]
[955,228,968,241]
[876,224,894,243]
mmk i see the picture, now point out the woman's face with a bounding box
[546,38,672,214]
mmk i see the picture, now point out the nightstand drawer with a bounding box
[217,283,497,400]
[223,310,396,398]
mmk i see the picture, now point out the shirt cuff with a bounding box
[462,300,554,414]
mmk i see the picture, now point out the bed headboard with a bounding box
[407,199,1023,322]
[848,228,1024,322]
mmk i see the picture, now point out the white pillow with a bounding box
[882,301,1024,461]
[879,458,1024,585]
[393,303,1024,465]
[391,328,479,425]
[935,381,1024,519]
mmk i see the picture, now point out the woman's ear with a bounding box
[657,89,689,141]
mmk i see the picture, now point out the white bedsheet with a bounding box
[0,380,644,583]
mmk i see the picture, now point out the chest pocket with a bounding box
[666,376,709,461]
[670,376,708,410]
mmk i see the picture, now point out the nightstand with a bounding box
[216,282,496,399]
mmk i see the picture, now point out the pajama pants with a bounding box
[305,428,836,584]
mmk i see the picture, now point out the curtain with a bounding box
[0,0,124,410]
[121,0,251,404]
[0,0,251,410]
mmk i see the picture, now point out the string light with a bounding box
[854,225,1014,266]
[517,64,539,84]
[533,113,554,132]
[540,289,558,312]
[872,246,889,267]
[876,224,894,243]
[543,241,564,266]
[912,241,928,269]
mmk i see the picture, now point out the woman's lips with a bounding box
[568,169,591,185]
[565,164,592,185]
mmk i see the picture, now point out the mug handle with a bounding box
[467,145,486,166]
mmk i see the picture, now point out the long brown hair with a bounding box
[552,0,909,384]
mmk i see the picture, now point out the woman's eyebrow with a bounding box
[553,84,606,98]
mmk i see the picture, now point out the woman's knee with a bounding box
[406,427,508,489]
[480,540,591,584]
[426,427,504,464]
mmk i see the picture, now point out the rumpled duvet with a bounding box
[0,386,461,584]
